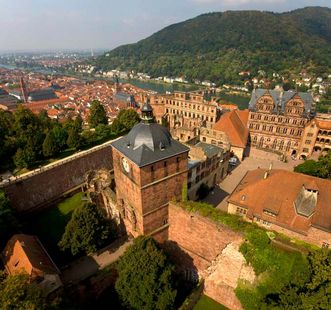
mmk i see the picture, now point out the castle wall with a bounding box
[166,203,244,309]
[1,145,113,213]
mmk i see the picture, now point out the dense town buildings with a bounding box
[0,68,147,123]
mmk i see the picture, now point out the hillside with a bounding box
[96,7,331,85]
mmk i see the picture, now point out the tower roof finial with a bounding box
[141,97,154,123]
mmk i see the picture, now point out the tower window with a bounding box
[164,161,167,167]
[151,165,154,172]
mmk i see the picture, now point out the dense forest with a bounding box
[95,7,331,85]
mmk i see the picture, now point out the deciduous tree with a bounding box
[115,236,177,310]
[0,271,45,309]
[59,203,113,256]
[88,100,108,128]
[117,109,140,130]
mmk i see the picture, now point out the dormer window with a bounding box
[294,184,318,217]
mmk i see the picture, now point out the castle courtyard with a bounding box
[203,148,304,211]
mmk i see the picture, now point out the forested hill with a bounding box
[95,7,331,85]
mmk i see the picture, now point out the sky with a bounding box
[0,0,330,52]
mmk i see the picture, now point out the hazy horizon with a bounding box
[0,0,330,52]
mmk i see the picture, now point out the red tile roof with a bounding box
[1,234,60,279]
[228,169,331,234]
[213,110,249,148]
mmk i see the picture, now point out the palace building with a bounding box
[111,101,189,241]
[248,89,315,157]
[297,114,331,159]
[163,91,220,142]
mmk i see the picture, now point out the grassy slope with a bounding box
[24,192,85,265]
[194,295,228,310]
[176,201,317,309]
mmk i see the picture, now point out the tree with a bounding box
[0,191,18,250]
[268,249,331,309]
[95,124,112,140]
[13,146,36,168]
[0,271,45,309]
[294,151,331,179]
[52,125,68,151]
[42,131,58,157]
[0,110,15,168]
[73,115,83,132]
[59,203,114,256]
[115,236,177,310]
[66,127,81,149]
[117,109,140,130]
[111,118,124,134]
[88,100,108,128]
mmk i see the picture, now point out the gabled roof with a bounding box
[213,109,249,148]
[248,89,314,115]
[2,234,60,278]
[228,169,331,234]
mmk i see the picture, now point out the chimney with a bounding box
[269,163,273,171]
[264,171,269,179]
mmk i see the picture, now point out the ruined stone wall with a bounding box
[167,203,242,272]
[166,203,249,310]
[1,145,113,213]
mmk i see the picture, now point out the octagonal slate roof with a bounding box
[111,122,189,167]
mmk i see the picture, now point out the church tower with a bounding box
[111,101,189,241]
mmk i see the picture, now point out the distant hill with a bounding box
[96,7,331,85]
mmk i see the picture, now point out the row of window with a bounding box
[251,136,297,151]
[285,107,303,115]
[318,130,331,136]
[250,113,306,125]
[236,207,247,215]
[253,216,271,226]
[249,123,302,136]
[167,108,214,122]
[166,100,215,113]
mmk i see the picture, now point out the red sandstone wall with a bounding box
[2,146,113,212]
[168,203,242,271]
[167,203,243,310]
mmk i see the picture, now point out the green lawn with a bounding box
[24,192,85,265]
[194,295,228,310]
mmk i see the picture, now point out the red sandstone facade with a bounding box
[112,141,188,240]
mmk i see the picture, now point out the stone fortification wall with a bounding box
[166,203,253,310]
[0,142,113,213]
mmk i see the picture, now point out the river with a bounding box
[0,63,200,94]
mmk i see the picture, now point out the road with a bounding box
[61,237,132,284]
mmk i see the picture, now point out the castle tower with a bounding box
[111,101,189,241]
